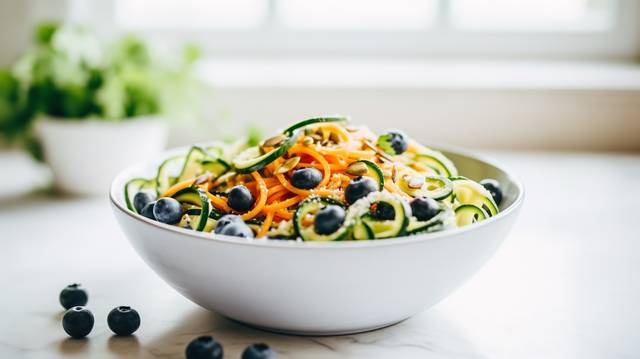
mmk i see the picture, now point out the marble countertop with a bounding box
[1,151,639,358]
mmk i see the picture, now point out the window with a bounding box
[65,0,640,59]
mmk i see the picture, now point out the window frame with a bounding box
[43,0,640,60]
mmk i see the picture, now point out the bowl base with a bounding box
[229,316,410,336]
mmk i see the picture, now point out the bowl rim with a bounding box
[110,142,524,249]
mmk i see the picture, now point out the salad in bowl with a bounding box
[124,117,503,241]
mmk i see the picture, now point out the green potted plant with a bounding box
[1,22,202,195]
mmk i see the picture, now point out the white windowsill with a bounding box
[199,58,640,90]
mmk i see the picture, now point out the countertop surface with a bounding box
[1,151,639,359]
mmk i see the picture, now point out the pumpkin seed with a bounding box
[275,156,301,174]
[407,176,425,189]
[263,134,287,147]
[346,162,368,176]
[302,136,314,145]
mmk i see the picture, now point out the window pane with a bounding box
[115,0,268,29]
[278,0,437,30]
[451,0,616,32]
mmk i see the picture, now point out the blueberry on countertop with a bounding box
[153,198,182,224]
[314,205,346,235]
[242,343,277,359]
[228,185,255,212]
[140,201,156,220]
[133,191,157,213]
[410,197,440,222]
[107,306,141,336]
[59,283,88,310]
[62,306,94,339]
[186,336,223,359]
[290,168,322,189]
[377,130,408,155]
[372,202,395,220]
[480,178,503,206]
[345,176,378,204]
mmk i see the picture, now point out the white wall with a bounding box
[168,87,640,152]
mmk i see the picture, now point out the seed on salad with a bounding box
[345,125,360,132]
[263,134,287,148]
[314,205,346,235]
[407,176,425,189]
[107,306,141,336]
[133,191,157,213]
[228,185,255,212]
[302,136,314,145]
[275,156,300,174]
[242,343,277,359]
[346,162,368,176]
[153,198,182,224]
[59,283,88,310]
[140,201,156,220]
[62,306,94,339]
[192,173,211,186]
[291,168,322,189]
[480,178,503,206]
[410,197,440,222]
[186,335,223,359]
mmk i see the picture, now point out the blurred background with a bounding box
[0,0,639,196]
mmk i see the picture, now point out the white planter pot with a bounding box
[35,116,168,196]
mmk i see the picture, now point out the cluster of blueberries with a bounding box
[59,284,276,359]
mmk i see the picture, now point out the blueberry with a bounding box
[345,176,378,204]
[377,130,408,155]
[134,191,157,213]
[214,214,243,234]
[219,222,255,238]
[242,343,277,359]
[410,197,440,221]
[290,168,322,189]
[59,283,88,310]
[62,306,94,339]
[372,202,395,220]
[228,185,255,212]
[153,198,182,224]
[140,201,156,220]
[314,205,346,235]
[186,336,223,359]
[107,306,141,336]
[480,178,503,206]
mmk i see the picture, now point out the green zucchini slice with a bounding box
[347,159,384,191]
[347,192,410,239]
[452,179,498,217]
[171,187,211,231]
[454,204,488,227]
[124,178,157,213]
[414,149,458,177]
[283,116,349,135]
[397,174,453,200]
[294,197,351,241]
[406,204,455,234]
[178,146,230,183]
[233,132,299,174]
[156,155,184,194]
[352,220,374,240]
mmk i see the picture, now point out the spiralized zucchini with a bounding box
[125,117,501,240]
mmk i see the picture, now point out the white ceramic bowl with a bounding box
[110,145,524,335]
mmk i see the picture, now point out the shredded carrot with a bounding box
[258,211,274,237]
[241,172,267,221]
[265,195,305,212]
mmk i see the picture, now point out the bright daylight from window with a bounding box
[0,0,639,358]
